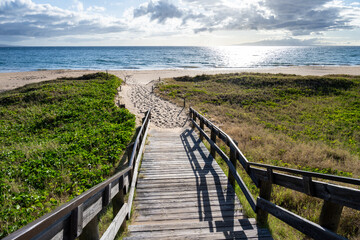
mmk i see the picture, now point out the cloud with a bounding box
[239,37,320,46]
[133,0,183,23]
[133,0,359,36]
[0,0,126,39]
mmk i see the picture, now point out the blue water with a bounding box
[0,46,359,72]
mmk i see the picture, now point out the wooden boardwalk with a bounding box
[125,128,272,239]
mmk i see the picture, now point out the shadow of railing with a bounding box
[180,128,257,238]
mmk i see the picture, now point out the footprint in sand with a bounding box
[127,84,188,128]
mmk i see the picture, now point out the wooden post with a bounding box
[191,110,196,129]
[319,200,343,232]
[200,118,204,141]
[127,142,135,184]
[210,126,217,158]
[113,179,127,231]
[183,97,186,108]
[79,217,99,240]
[70,205,83,240]
[228,140,238,186]
[257,179,272,226]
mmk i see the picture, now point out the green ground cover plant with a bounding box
[0,73,135,237]
[156,73,360,239]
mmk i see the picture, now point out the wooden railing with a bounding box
[189,107,360,240]
[3,110,151,240]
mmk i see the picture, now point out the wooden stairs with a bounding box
[124,128,272,240]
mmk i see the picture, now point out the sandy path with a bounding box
[119,78,188,129]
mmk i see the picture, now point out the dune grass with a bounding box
[156,72,360,239]
[0,73,135,238]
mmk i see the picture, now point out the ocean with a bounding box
[0,46,359,72]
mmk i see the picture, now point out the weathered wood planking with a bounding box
[125,128,272,240]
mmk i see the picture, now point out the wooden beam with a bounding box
[100,203,128,240]
[319,200,344,233]
[257,198,346,240]
[200,118,204,141]
[256,180,272,226]
[79,217,99,240]
[210,126,217,158]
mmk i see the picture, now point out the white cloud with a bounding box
[133,0,359,36]
[87,6,106,12]
[0,0,126,38]
[0,0,359,45]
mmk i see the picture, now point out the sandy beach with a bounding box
[1,66,360,92]
[1,66,360,129]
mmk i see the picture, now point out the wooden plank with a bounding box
[82,195,102,228]
[135,184,235,193]
[125,225,269,238]
[33,213,70,240]
[135,189,234,198]
[257,197,346,240]
[125,228,272,240]
[134,210,246,222]
[251,168,360,210]
[110,182,119,200]
[128,218,257,232]
[249,162,360,186]
[127,115,150,219]
[137,176,229,184]
[100,203,128,240]
[126,224,270,239]
[135,191,232,200]
[70,204,83,238]
[136,179,232,189]
[135,199,240,209]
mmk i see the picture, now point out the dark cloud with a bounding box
[0,0,126,38]
[133,1,183,23]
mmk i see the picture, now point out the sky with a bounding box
[0,0,360,46]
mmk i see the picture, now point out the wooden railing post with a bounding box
[319,200,343,232]
[127,142,135,183]
[79,217,99,240]
[192,111,196,129]
[210,126,217,158]
[257,168,273,226]
[200,118,204,141]
[113,178,127,230]
[228,140,238,186]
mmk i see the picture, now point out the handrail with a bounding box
[3,109,152,240]
[189,107,358,240]
[191,107,360,187]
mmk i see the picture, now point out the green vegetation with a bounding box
[0,73,135,237]
[157,73,360,239]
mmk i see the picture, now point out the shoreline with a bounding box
[1,66,360,92]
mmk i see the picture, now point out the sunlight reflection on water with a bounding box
[0,46,359,72]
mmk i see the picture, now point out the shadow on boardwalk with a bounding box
[125,128,272,239]
[181,128,263,239]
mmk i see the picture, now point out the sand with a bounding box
[1,66,360,129]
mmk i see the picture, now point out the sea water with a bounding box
[0,46,359,72]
